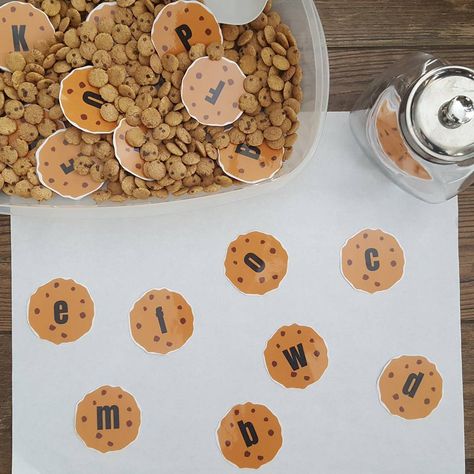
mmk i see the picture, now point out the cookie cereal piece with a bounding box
[217,402,283,469]
[0,2,55,71]
[218,141,283,183]
[264,324,328,389]
[181,57,245,126]
[225,231,288,295]
[28,278,94,344]
[76,385,141,453]
[341,228,405,294]
[151,1,222,58]
[378,355,443,420]
[130,288,194,355]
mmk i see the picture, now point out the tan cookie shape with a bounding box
[76,385,141,453]
[151,0,222,58]
[0,2,55,71]
[28,278,94,345]
[36,129,105,200]
[378,355,443,420]
[225,231,288,295]
[113,119,152,181]
[86,2,118,23]
[217,402,283,469]
[376,100,431,180]
[181,57,245,126]
[59,66,117,134]
[203,0,267,25]
[264,324,328,389]
[341,228,405,294]
[130,289,194,354]
[218,142,284,183]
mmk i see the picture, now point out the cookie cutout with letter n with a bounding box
[378,355,443,420]
[182,57,245,126]
[341,228,405,294]
[0,1,55,71]
[28,278,94,345]
[59,66,118,134]
[225,231,288,295]
[76,385,141,453]
[217,402,283,469]
[264,324,328,389]
[219,142,284,183]
[130,288,194,354]
[151,0,222,58]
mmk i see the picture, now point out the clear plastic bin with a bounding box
[0,0,329,217]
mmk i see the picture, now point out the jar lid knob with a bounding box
[439,95,474,129]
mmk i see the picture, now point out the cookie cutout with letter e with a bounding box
[86,2,118,23]
[59,66,118,134]
[203,0,267,25]
[182,57,245,126]
[76,385,141,453]
[36,129,105,200]
[130,288,194,354]
[225,231,288,295]
[378,355,443,420]
[151,0,222,58]
[219,142,283,183]
[0,1,55,71]
[264,324,328,389]
[28,278,94,345]
[341,228,405,294]
[217,402,283,469]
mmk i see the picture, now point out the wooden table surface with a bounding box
[1,0,473,472]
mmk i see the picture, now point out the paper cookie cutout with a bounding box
[113,119,152,181]
[76,385,141,453]
[182,57,245,127]
[378,355,443,420]
[341,229,405,294]
[59,66,117,134]
[217,402,283,469]
[0,2,55,71]
[151,0,222,58]
[225,231,288,295]
[376,100,431,180]
[264,324,328,390]
[86,2,118,23]
[203,0,267,25]
[218,142,284,183]
[28,278,94,345]
[130,289,194,355]
[36,129,104,200]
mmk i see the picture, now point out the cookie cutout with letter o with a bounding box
[378,355,443,420]
[151,0,222,58]
[0,1,55,71]
[217,402,283,469]
[76,385,141,453]
[130,288,194,355]
[225,231,288,295]
[36,129,105,200]
[203,0,267,25]
[341,228,405,294]
[264,324,328,389]
[219,142,284,183]
[28,278,94,345]
[182,57,245,126]
[59,66,118,134]
[86,2,118,23]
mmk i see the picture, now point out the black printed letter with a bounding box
[402,372,424,398]
[12,25,28,52]
[175,24,192,51]
[244,253,265,273]
[97,405,120,430]
[365,248,380,271]
[53,300,68,324]
[238,420,259,448]
[282,343,308,371]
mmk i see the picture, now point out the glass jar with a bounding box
[350,53,474,203]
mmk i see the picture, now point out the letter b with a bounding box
[238,420,259,448]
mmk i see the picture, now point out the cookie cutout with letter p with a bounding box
[217,402,283,469]
[341,228,405,294]
[378,355,443,420]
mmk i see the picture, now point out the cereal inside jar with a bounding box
[0,0,303,203]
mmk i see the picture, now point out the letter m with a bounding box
[97,405,120,430]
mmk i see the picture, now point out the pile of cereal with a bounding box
[0,0,302,202]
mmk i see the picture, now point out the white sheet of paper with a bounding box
[11,113,465,473]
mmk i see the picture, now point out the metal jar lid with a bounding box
[400,65,474,164]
